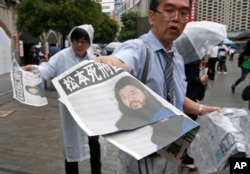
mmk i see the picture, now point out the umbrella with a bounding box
[31,44,42,50]
[230,44,238,49]
[224,39,235,45]
[100,43,107,48]
[105,42,121,55]
[174,21,227,64]
[235,30,250,40]
[49,46,60,56]
[92,43,100,50]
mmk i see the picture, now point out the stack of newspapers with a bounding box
[189,108,250,174]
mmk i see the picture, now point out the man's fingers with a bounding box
[92,56,128,71]
[22,65,35,71]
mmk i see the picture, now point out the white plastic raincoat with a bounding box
[37,24,106,162]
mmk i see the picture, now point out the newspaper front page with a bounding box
[52,60,199,161]
[10,59,48,106]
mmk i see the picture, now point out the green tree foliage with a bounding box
[95,14,119,43]
[118,11,141,42]
[15,0,119,44]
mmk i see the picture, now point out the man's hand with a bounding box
[92,56,128,71]
[184,97,221,116]
[201,105,221,115]
[22,65,36,71]
[200,74,208,85]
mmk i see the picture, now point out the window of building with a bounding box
[102,6,110,10]
[130,0,133,9]
[135,0,140,5]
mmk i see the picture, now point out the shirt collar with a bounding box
[70,47,90,61]
[146,30,175,53]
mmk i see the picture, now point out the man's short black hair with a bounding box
[149,0,193,11]
[70,28,90,44]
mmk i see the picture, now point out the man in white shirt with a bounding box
[217,41,229,74]
[206,45,219,80]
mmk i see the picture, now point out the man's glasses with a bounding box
[73,39,89,45]
[154,9,190,23]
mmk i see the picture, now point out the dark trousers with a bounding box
[208,58,218,80]
[181,113,196,165]
[182,153,194,165]
[65,136,102,174]
[217,56,227,72]
[233,67,250,87]
[182,98,198,165]
[229,53,235,61]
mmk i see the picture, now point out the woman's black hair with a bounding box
[70,28,90,44]
[149,0,193,11]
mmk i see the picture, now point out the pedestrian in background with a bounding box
[181,59,208,171]
[229,46,236,61]
[207,44,219,80]
[22,24,104,174]
[29,46,40,65]
[231,40,250,93]
[217,41,229,74]
[95,48,101,57]
[93,0,221,173]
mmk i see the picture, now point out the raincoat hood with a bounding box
[68,24,94,45]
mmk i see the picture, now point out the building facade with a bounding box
[194,0,250,37]
[94,0,115,19]
[113,0,149,33]
[0,1,20,75]
[113,0,250,38]
[114,0,149,19]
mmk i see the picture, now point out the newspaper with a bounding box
[10,59,48,106]
[189,108,250,174]
[52,60,199,161]
[106,120,199,162]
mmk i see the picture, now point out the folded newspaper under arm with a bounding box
[189,108,250,174]
[52,60,199,161]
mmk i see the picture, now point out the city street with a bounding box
[0,58,249,174]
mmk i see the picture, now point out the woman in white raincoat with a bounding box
[22,24,106,174]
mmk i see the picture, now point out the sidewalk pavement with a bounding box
[0,73,12,106]
[0,60,249,174]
